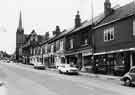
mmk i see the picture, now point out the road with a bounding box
[0,62,134,95]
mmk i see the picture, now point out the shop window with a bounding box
[104,27,114,42]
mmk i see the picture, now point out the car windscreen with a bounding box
[130,68,135,73]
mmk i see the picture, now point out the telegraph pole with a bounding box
[90,0,96,73]
[91,0,94,25]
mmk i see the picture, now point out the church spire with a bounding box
[18,11,23,30]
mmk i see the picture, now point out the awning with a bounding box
[65,49,93,56]
[94,48,135,55]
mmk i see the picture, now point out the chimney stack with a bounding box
[75,11,81,28]
[104,0,112,16]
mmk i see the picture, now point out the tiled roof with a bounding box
[44,28,74,44]
[69,13,105,35]
[37,9,105,45]
[96,2,135,27]
[53,28,74,40]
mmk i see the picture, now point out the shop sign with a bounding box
[82,51,92,56]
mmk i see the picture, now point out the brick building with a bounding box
[93,0,135,76]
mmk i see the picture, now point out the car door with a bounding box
[129,68,135,81]
[60,65,65,72]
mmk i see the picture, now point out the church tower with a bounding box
[16,11,24,61]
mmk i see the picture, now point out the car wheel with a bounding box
[59,70,62,74]
[124,78,131,86]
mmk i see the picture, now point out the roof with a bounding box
[24,34,29,43]
[47,28,74,43]
[53,28,74,40]
[39,12,105,45]
[41,27,74,45]
[96,2,135,28]
[38,35,44,43]
[68,13,105,35]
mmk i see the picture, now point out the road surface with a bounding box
[0,62,134,95]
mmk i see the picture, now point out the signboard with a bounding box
[82,49,92,56]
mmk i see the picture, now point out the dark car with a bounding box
[120,66,135,86]
[34,62,46,70]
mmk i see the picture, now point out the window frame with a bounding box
[104,27,114,42]
[69,39,73,49]
[133,19,135,36]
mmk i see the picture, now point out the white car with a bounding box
[58,64,79,74]
[34,62,45,69]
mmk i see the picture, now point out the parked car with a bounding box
[58,64,79,74]
[34,62,45,70]
[56,63,64,69]
[6,60,10,63]
[120,66,135,86]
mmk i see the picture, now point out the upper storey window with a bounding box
[133,19,135,36]
[104,27,114,42]
[69,39,73,49]
[60,40,64,50]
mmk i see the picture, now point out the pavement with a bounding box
[11,62,121,81]
[46,67,121,81]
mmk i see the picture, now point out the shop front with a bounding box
[65,49,93,71]
[43,54,49,67]
[81,49,93,72]
[65,53,82,70]
[94,49,134,76]
[54,53,65,68]
[23,56,30,64]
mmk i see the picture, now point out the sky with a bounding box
[0,0,133,54]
